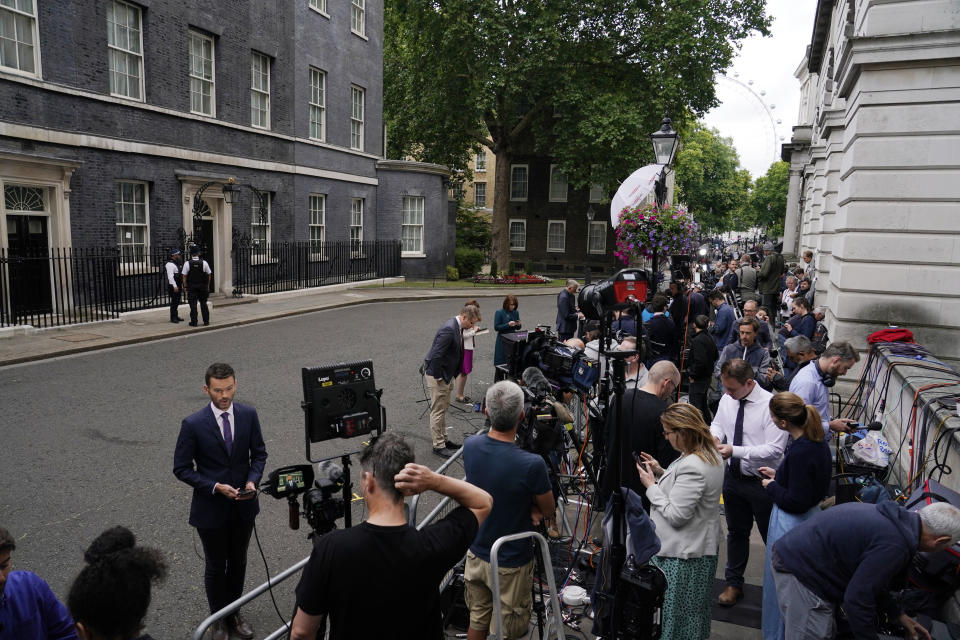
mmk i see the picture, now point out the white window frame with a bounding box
[510,164,528,202]
[308,0,328,15]
[546,219,566,253]
[251,192,271,263]
[250,51,270,129]
[115,180,149,266]
[309,194,325,259]
[474,181,486,208]
[350,198,364,258]
[309,66,326,141]
[107,0,144,101]
[188,31,215,116]
[350,0,365,37]
[588,221,607,254]
[509,218,526,252]
[475,153,486,172]
[548,164,568,202]
[401,195,424,257]
[0,0,40,78]
[350,85,365,151]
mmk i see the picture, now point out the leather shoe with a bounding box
[189,321,198,327]
[210,621,228,640]
[717,585,743,607]
[228,612,254,639]
[445,440,461,450]
[433,447,453,458]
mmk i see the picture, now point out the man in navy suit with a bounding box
[174,362,268,640]
[555,279,583,340]
[424,304,480,458]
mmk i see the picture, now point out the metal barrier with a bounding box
[489,531,566,640]
[408,442,467,528]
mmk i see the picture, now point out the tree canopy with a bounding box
[384,0,770,268]
[748,160,790,236]
[673,123,749,232]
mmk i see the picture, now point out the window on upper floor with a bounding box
[401,196,424,256]
[350,85,364,151]
[115,181,148,264]
[0,0,39,76]
[107,0,144,100]
[250,51,270,129]
[188,31,215,116]
[309,67,326,141]
[474,181,486,208]
[549,165,568,202]
[475,153,486,172]
[351,0,365,37]
[510,164,528,201]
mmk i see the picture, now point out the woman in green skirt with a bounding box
[636,403,725,640]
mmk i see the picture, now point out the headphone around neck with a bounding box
[814,358,835,388]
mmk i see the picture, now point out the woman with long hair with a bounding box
[455,298,481,404]
[758,392,832,640]
[636,403,724,640]
[68,526,167,640]
[493,294,520,369]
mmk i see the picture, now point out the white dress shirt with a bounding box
[709,383,787,476]
[210,402,235,442]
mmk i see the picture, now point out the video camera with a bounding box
[499,328,600,394]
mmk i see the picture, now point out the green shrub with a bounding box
[446,265,459,281]
[455,247,485,278]
[489,258,498,278]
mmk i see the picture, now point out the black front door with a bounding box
[200,218,214,290]
[6,214,51,315]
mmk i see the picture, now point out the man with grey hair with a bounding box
[556,279,584,341]
[772,501,960,640]
[462,381,554,640]
[424,304,481,457]
[770,335,817,391]
[790,340,860,438]
[290,433,492,640]
[811,306,829,355]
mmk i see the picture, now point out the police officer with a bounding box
[181,245,212,326]
[165,249,183,323]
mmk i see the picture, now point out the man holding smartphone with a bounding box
[174,363,268,640]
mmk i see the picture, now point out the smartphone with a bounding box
[238,488,255,497]
[632,451,642,465]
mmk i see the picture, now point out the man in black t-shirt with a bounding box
[289,433,492,640]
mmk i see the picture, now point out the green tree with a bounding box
[749,161,790,236]
[674,123,751,233]
[385,1,770,270]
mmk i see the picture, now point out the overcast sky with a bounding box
[701,1,819,179]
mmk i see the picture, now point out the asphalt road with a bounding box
[0,294,561,639]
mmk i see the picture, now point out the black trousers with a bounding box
[188,286,210,324]
[688,380,712,423]
[168,284,181,320]
[197,514,255,614]
[722,468,773,588]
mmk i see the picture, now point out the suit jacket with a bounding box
[645,453,724,559]
[555,289,578,335]
[424,317,463,383]
[173,402,268,529]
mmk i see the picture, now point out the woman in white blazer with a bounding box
[636,402,725,640]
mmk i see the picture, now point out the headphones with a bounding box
[813,358,835,387]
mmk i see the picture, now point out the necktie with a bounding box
[221,412,233,455]
[730,398,747,476]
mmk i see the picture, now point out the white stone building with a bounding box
[781,0,960,368]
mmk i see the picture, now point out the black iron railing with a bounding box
[232,240,401,296]
[0,241,402,328]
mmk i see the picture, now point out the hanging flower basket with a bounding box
[613,202,700,265]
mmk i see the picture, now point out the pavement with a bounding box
[0,278,560,366]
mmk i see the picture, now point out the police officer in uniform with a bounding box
[182,246,212,326]
[165,249,184,323]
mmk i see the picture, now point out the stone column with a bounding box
[781,168,802,260]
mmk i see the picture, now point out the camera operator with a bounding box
[769,336,817,391]
[789,341,860,438]
[462,381,555,640]
[290,433,492,640]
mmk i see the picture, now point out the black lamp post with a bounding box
[648,113,680,294]
[584,205,596,285]
[190,178,267,251]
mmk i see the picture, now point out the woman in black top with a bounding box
[686,314,718,423]
[757,392,832,640]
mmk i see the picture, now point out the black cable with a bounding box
[252,501,290,631]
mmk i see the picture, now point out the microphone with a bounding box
[866,421,883,431]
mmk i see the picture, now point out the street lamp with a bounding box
[648,113,680,296]
[190,178,267,250]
